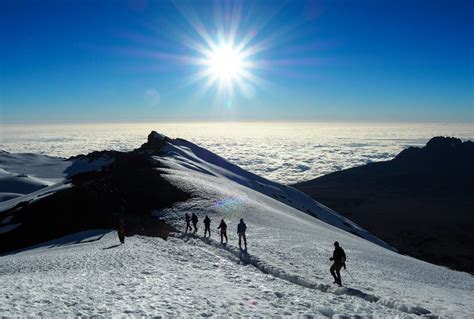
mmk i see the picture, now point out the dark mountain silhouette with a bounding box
[0,132,188,255]
[294,136,474,273]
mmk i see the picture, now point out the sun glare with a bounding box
[190,36,258,103]
[206,43,245,82]
[173,2,272,105]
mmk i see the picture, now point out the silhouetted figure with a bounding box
[204,215,211,237]
[191,213,199,233]
[185,213,192,233]
[237,218,247,250]
[117,219,125,244]
[330,241,346,286]
[217,219,228,244]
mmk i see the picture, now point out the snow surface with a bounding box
[0,192,22,202]
[0,136,473,317]
[0,151,114,202]
[0,151,71,184]
[0,182,72,220]
[0,168,51,195]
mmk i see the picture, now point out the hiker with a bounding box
[217,219,228,244]
[237,218,247,250]
[330,241,346,286]
[117,218,125,244]
[204,215,211,237]
[185,213,192,233]
[191,213,199,233]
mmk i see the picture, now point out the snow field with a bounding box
[1,231,418,317]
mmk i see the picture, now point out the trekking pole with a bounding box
[345,268,358,285]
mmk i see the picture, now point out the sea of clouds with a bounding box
[1,122,473,184]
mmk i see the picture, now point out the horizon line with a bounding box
[1,119,473,126]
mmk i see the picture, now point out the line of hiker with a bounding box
[184,213,248,250]
[121,212,347,286]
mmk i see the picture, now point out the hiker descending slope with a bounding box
[217,219,228,244]
[191,213,198,233]
[203,215,211,237]
[237,218,247,250]
[330,241,346,286]
[185,213,192,233]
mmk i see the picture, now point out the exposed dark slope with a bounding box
[0,133,188,255]
[294,137,474,273]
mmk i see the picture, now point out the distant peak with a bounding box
[395,136,473,162]
[425,136,463,150]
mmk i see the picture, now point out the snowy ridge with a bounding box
[0,150,116,203]
[0,182,72,216]
[158,137,394,251]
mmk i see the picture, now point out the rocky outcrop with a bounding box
[0,132,188,255]
[136,130,171,155]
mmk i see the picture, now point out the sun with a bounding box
[191,38,256,103]
[205,43,245,83]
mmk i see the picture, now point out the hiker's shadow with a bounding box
[103,244,121,250]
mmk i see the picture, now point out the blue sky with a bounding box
[1,0,473,123]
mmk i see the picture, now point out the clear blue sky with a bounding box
[1,0,473,123]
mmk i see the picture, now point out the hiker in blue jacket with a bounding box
[237,218,247,250]
[217,219,228,244]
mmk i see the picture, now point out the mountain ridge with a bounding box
[0,131,392,256]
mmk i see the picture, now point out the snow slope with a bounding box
[158,138,393,251]
[0,168,50,194]
[0,150,114,202]
[0,135,473,317]
[0,151,71,184]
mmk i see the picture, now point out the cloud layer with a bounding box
[1,122,472,184]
